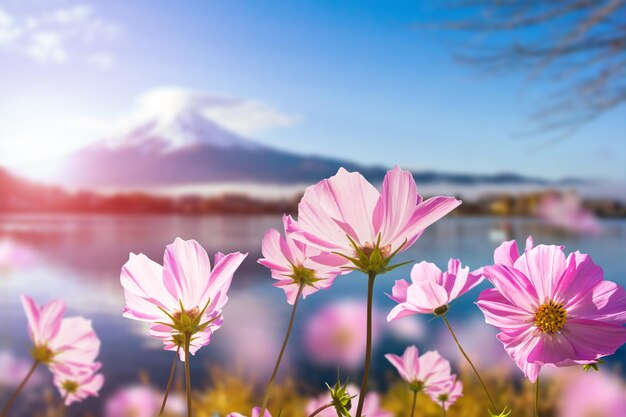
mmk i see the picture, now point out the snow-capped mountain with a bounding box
[98,103,262,153]
[53,107,374,189]
[40,97,555,191]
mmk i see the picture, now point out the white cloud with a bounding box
[0,4,120,66]
[25,31,66,63]
[88,51,114,69]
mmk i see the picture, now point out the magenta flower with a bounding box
[120,238,247,359]
[304,301,382,370]
[53,363,104,406]
[227,408,271,417]
[306,385,392,417]
[428,375,463,411]
[477,241,626,382]
[104,385,160,417]
[21,295,100,369]
[259,215,342,304]
[387,259,483,321]
[385,346,452,393]
[288,166,461,273]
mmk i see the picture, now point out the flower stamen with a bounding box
[534,300,567,333]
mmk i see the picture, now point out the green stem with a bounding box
[410,390,417,417]
[158,347,180,417]
[0,359,40,417]
[534,375,540,417]
[259,283,305,417]
[442,400,447,417]
[308,402,334,417]
[441,315,498,413]
[354,271,377,417]
[184,332,192,417]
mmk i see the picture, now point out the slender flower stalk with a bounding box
[259,283,305,416]
[440,315,497,413]
[184,332,192,417]
[307,402,334,417]
[409,390,417,417]
[354,271,376,417]
[534,375,540,417]
[441,400,446,417]
[0,360,40,417]
[158,347,180,417]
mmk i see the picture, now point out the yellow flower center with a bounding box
[534,300,567,333]
[61,380,79,394]
[332,328,353,348]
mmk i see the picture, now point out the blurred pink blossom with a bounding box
[428,375,463,411]
[558,370,626,417]
[227,407,271,417]
[306,384,391,417]
[21,295,100,372]
[0,350,42,388]
[104,385,160,417]
[303,301,382,370]
[53,362,104,406]
[0,240,36,270]
[384,346,452,394]
[536,192,601,235]
[120,238,247,360]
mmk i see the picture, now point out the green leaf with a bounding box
[489,405,511,417]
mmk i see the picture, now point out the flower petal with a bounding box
[164,238,211,308]
[372,166,421,245]
[514,244,567,302]
[482,264,539,313]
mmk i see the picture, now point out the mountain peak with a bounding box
[94,89,264,153]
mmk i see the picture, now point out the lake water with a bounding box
[1,214,625,415]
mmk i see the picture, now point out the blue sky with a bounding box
[0,0,624,181]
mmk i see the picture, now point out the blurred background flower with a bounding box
[303,300,383,371]
[558,370,626,417]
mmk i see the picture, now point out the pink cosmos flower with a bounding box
[21,295,100,370]
[288,166,461,270]
[104,385,160,417]
[306,385,392,417]
[428,375,463,411]
[387,259,483,321]
[384,346,452,393]
[53,362,104,406]
[0,240,36,270]
[303,301,382,370]
[227,407,271,417]
[259,215,342,304]
[477,242,626,382]
[120,238,247,360]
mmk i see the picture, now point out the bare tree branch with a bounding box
[422,0,626,133]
